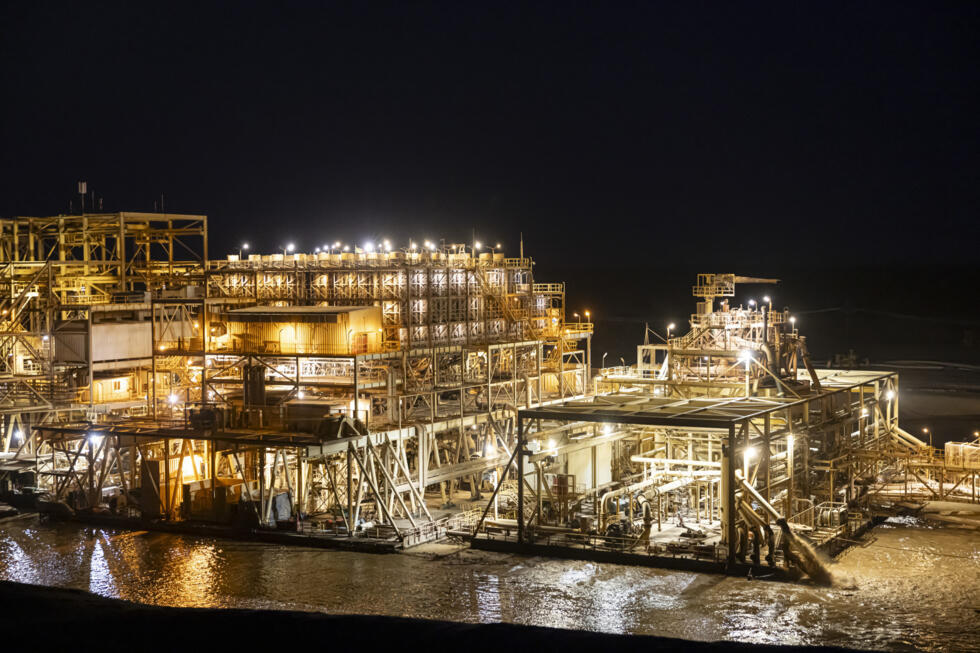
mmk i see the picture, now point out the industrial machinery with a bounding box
[1,213,593,547]
[469,274,976,581]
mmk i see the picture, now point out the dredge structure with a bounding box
[468,274,978,579]
[1,212,592,547]
[0,214,975,576]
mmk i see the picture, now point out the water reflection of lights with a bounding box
[167,544,221,607]
[0,538,39,584]
[88,538,117,597]
[0,521,976,651]
[475,574,501,623]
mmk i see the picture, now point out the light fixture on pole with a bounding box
[739,350,753,396]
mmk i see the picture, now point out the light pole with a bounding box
[240,242,249,258]
[922,427,931,448]
[667,322,676,340]
[740,350,752,396]
[584,310,591,324]
[283,242,295,257]
[602,352,608,368]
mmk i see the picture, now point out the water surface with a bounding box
[0,518,976,651]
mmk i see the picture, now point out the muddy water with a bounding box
[0,517,977,651]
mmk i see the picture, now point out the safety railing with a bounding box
[444,508,486,535]
[476,528,726,562]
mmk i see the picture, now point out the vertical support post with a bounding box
[724,423,736,568]
[346,446,354,536]
[202,297,208,407]
[87,308,94,410]
[517,414,524,544]
[163,438,170,519]
[150,303,157,419]
[296,448,304,520]
[258,446,266,526]
[210,439,217,520]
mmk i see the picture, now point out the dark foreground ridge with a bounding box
[1,580,858,652]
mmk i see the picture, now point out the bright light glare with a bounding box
[242,242,249,250]
[475,241,482,250]
[602,424,612,436]
[786,434,794,451]
[297,390,305,400]
[763,295,771,303]
[885,390,894,400]
[744,445,757,460]
[364,242,374,252]
[12,429,23,442]
[484,444,494,457]
[790,316,796,324]
[334,241,341,248]
[547,438,556,450]
[286,243,295,252]
[168,393,179,404]
[748,299,756,306]
[739,349,753,362]
[88,432,103,447]
[667,322,676,330]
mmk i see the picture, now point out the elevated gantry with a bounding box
[468,274,977,580]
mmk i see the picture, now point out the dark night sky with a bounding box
[1,1,978,356]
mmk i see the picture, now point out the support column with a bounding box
[724,423,736,568]
[517,415,524,544]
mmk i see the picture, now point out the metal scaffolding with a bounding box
[2,214,593,547]
[465,274,976,580]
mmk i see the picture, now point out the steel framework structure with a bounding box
[0,213,206,476]
[5,215,592,547]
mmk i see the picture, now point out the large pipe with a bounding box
[599,475,699,531]
[775,519,834,586]
[631,456,721,468]
[739,500,775,566]
[736,471,782,521]
[894,427,927,450]
[629,493,655,550]
[738,472,834,583]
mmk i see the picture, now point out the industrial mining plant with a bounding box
[0,212,977,580]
